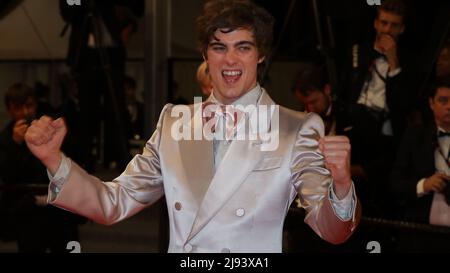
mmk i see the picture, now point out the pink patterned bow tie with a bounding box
[202,102,243,140]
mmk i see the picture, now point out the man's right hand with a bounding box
[424,173,450,194]
[25,116,67,175]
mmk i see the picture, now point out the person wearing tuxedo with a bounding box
[390,76,450,251]
[337,0,411,218]
[25,0,360,253]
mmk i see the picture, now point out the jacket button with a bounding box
[221,248,231,253]
[184,243,193,253]
[236,208,245,217]
[175,202,182,211]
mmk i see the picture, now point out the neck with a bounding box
[213,84,259,105]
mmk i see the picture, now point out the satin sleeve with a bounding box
[49,104,173,225]
[290,113,359,244]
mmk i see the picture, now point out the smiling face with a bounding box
[205,28,264,104]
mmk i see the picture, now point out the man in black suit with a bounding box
[59,0,144,171]
[337,0,411,218]
[339,0,410,144]
[390,76,450,251]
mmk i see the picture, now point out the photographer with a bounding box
[0,83,81,252]
[390,76,450,251]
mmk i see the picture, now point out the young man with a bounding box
[25,0,359,252]
[342,0,408,142]
[293,63,346,136]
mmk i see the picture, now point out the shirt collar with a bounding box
[209,84,262,107]
[437,127,450,138]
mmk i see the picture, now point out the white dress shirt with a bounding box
[357,53,401,136]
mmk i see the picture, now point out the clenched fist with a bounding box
[25,116,67,175]
[319,135,352,199]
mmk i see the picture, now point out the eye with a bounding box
[438,97,449,105]
[211,45,226,52]
[238,46,251,52]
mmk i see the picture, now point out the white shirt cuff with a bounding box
[417,178,427,197]
[328,182,355,221]
[47,154,71,202]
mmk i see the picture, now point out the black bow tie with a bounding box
[371,49,386,60]
[438,130,450,138]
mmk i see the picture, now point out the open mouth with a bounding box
[222,70,242,84]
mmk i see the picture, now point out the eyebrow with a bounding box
[208,40,256,48]
[380,19,401,26]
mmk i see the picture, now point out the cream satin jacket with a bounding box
[50,90,360,253]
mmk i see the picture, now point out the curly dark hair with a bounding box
[196,0,274,59]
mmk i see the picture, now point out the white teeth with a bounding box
[222,71,242,76]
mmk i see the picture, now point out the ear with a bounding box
[429,97,434,109]
[258,56,265,64]
[202,53,207,61]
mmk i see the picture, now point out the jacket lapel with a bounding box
[178,103,214,206]
[186,137,263,241]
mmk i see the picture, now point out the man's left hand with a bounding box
[319,136,352,199]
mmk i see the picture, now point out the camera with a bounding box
[24,116,35,126]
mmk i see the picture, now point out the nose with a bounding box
[383,24,395,36]
[224,50,238,66]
